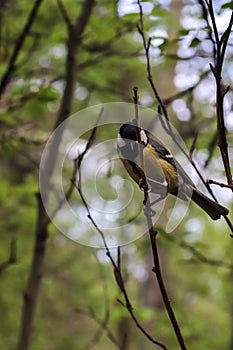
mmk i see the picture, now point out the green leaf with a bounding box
[221,1,233,10]
[179,28,191,37]
[36,85,59,102]
[190,37,201,48]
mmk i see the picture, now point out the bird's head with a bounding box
[118,123,148,147]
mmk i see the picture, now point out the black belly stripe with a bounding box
[129,160,142,178]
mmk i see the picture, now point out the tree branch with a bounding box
[71,114,168,349]
[0,239,17,274]
[44,0,96,184]
[137,2,168,121]
[17,1,96,349]
[0,0,44,97]
[76,307,122,349]
[208,179,233,190]
[136,0,232,236]
[206,1,233,185]
[133,86,187,350]
[164,234,233,270]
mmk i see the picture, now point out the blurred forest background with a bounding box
[0,0,233,349]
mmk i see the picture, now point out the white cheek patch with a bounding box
[140,130,148,145]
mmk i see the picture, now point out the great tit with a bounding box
[117,122,229,220]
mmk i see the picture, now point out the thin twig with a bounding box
[201,3,233,236]
[133,86,187,350]
[137,1,168,121]
[206,1,233,185]
[189,132,198,159]
[69,110,124,350]
[39,106,104,231]
[76,307,121,350]
[208,179,233,190]
[71,112,168,349]
[0,0,44,97]
[162,70,209,106]
[133,86,149,200]
[115,249,168,350]
[116,295,168,349]
[78,106,104,168]
[137,0,232,236]
[73,191,168,349]
[198,0,217,60]
[73,166,168,348]
[57,0,73,31]
[163,234,233,270]
[204,131,218,168]
[0,239,17,274]
[206,0,219,46]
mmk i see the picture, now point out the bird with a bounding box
[117,122,229,220]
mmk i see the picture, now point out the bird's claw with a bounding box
[139,179,151,192]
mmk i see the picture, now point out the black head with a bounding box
[119,123,137,141]
[118,123,148,145]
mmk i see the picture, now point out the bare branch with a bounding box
[164,234,233,270]
[70,108,168,349]
[133,84,187,349]
[137,0,168,121]
[189,132,198,159]
[0,239,17,274]
[204,131,218,168]
[76,307,121,350]
[136,0,232,236]
[207,0,220,46]
[208,179,233,190]
[57,0,72,31]
[163,70,210,106]
[73,186,168,349]
[17,1,96,349]
[198,0,217,60]
[205,2,233,185]
[0,0,44,97]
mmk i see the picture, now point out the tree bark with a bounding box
[17,1,95,349]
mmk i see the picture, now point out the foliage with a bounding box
[0,1,232,350]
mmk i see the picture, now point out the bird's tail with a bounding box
[191,188,229,220]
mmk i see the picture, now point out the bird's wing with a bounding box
[147,136,195,201]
